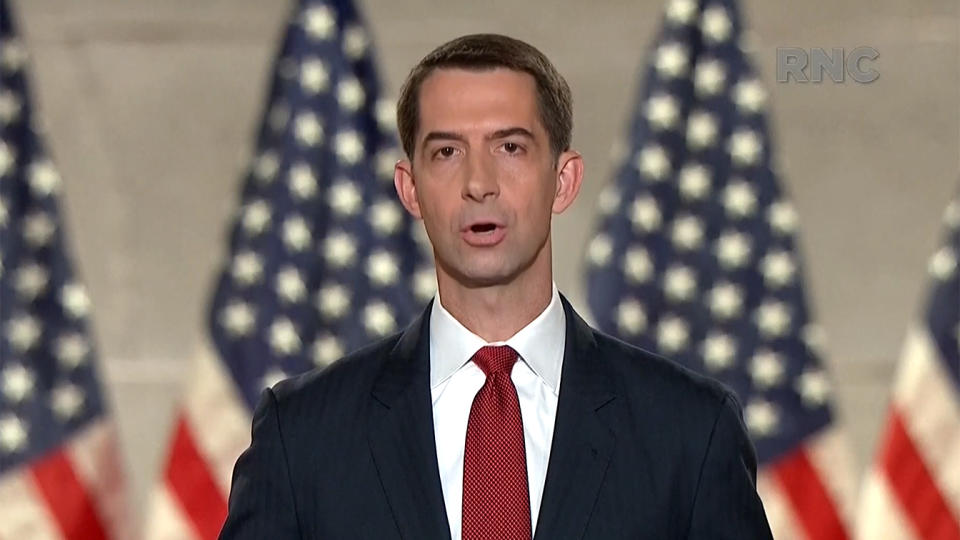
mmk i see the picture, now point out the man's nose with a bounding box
[462,153,499,201]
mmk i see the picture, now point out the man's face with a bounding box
[395,67,580,288]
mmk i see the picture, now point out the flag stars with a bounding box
[294,112,324,146]
[302,5,337,40]
[728,129,763,167]
[686,111,719,149]
[253,151,280,184]
[269,318,301,355]
[701,6,733,43]
[657,316,690,353]
[367,251,400,286]
[616,299,647,336]
[324,231,357,268]
[723,180,757,218]
[375,99,397,132]
[6,314,41,351]
[0,197,8,227]
[929,246,956,280]
[15,263,48,301]
[797,370,832,407]
[630,196,662,233]
[756,301,792,338]
[317,283,350,320]
[261,367,288,390]
[364,302,397,336]
[943,199,960,229]
[623,246,654,284]
[337,78,366,111]
[587,234,614,267]
[666,0,698,25]
[0,415,27,454]
[715,230,752,268]
[369,200,403,235]
[220,301,256,337]
[23,211,56,247]
[694,60,726,96]
[709,282,744,319]
[768,200,799,235]
[335,131,365,164]
[702,333,736,371]
[231,251,264,286]
[671,215,705,250]
[734,79,767,114]
[343,25,369,60]
[288,163,318,200]
[56,333,90,369]
[299,58,330,93]
[376,147,401,179]
[679,164,711,201]
[51,384,85,420]
[745,400,779,437]
[275,266,307,303]
[0,142,14,177]
[751,351,785,389]
[761,251,796,288]
[29,160,61,196]
[1,40,27,72]
[597,186,622,216]
[329,180,363,216]
[645,94,680,131]
[0,90,21,125]
[2,365,35,403]
[312,335,344,367]
[664,265,697,302]
[655,42,690,79]
[637,144,671,180]
[242,200,272,235]
[282,216,312,252]
[414,267,438,301]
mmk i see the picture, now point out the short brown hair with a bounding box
[396,34,573,161]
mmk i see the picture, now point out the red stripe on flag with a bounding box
[166,414,228,539]
[881,410,960,540]
[30,448,109,540]
[772,446,848,540]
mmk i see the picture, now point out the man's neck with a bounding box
[436,272,553,343]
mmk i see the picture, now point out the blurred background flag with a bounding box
[857,194,960,539]
[142,0,433,537]
[0,1,130,538]
[583,0,857,537]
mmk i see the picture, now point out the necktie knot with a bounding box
[471,345,518,377]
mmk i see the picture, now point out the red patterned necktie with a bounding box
[462,345,532,540]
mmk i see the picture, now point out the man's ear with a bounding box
[552,150,584,214]
[394,158,422,219]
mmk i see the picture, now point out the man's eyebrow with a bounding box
[488,127,535,140]
[421,131,466,147]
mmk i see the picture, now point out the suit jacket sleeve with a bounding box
[687,391,773,539]
[219,389,302,539]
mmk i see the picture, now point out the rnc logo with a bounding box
[776,47,879,84]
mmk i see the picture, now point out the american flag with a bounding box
[0,1,130,538]
[857,193,960,539]
[142,0,433,538]
[583,0,855,537]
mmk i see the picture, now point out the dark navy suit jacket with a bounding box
[219,296,773,539]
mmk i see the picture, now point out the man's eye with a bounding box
[438,146,456,158]
[503,142,520,154]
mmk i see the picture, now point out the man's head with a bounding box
[393,34,583,291]
[397,33,573,163]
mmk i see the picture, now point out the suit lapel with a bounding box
[534,297,617,540]
[368,301,452,540]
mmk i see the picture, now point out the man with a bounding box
[219,34,772,539]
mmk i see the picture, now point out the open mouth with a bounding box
[470,223,498,234]
[462,222,506,246]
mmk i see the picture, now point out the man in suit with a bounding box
[219,33,773,539]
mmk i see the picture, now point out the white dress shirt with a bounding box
[429,284,566,540]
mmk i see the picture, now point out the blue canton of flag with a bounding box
[207,0,434,412]
[0,1,128,537]
[584,0,852,537]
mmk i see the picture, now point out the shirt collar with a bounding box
[429,283,565,394]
